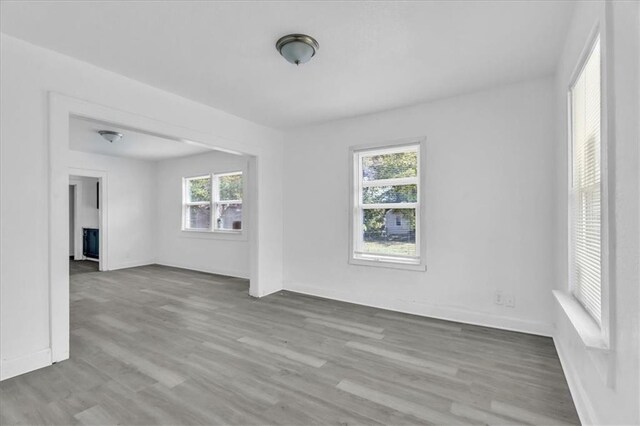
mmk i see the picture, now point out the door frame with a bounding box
[68,179,83,261]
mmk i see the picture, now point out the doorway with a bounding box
[49,94,265,365]
[68,171,107,272]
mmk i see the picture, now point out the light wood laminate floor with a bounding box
[0,265,579,425]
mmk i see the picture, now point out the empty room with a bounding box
[0,1,638,425]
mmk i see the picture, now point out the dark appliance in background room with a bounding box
[83,228,99,259]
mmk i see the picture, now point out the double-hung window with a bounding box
[351,142,424,269]
[569,36,602,325]
[183,171,243,232]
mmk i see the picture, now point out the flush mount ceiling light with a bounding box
[276,34,319,65]
[98,130,123,143]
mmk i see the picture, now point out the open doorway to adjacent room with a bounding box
[68,174,102,275]
[65,114,253,360]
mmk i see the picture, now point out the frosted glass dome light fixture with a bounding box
[98,130,123,143]
[276,34,319,65]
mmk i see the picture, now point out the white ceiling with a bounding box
[70,116,212,161]
[1,1,575,129]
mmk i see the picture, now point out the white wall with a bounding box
[283,77,556,336]
[0,34,284,380]
[552,1,640,425]
[69,175,99,230]
[68,151,156,270]
[156,150,250,278]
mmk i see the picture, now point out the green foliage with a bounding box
[220,174,242,201]
[362,184,417,204]
[188,177,211,202]
[188,174,242,203]
[362,151,417,181]
[361,151,418,233]
[363,209,386,232]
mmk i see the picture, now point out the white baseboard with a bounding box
[284,282,552,337]
[251,285,282,298]
[108,259,155,271]
[155,261,249,280]
[0,348,51,381]
[553,336,598,425]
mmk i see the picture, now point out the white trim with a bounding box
[553,335,600,426]
[67,179,84,260]
[109,260,155,271]
[155,262,249,280]
[179,229,245,241]
[361,202,418,210]
[353,143,419,157]
[0,348,52,381]
[285,282,552,337]
[349,257,427,272]
[362,177,417,188]
[553,290,609,350]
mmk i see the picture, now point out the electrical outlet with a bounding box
[494,290,503,305]
[505,294,515,308]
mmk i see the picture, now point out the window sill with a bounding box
[180,229,246,241]
[553,290,609,351]
[349,257,426,272]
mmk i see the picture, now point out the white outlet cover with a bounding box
[505,295,515,308]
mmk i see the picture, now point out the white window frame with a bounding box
[349,138,427,271]
[560,25,611,352]
[182,171,244,235]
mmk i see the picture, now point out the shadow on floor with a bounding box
[69,259,99,275]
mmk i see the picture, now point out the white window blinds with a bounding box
[570,37,601,324]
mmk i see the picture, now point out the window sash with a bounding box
[362,177,417,188]
[184,204,212,230]
[213,200,243,231]
[353,144,421,264]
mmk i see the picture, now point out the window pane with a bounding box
[187,177,211,202]
[362,208,416,256]
[187,204,211,229]
[219,174,242,201]
[216,203,242,230]
[363,184,417,204]
[362,151,417,181]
